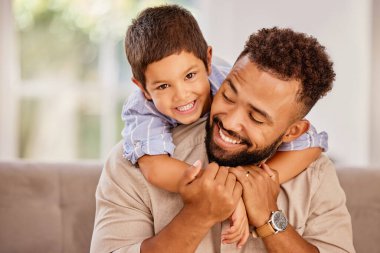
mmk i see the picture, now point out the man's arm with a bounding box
[230,165,319,253]
[90,143,242,253]
[230,158,355,253]
[140,162,242,253]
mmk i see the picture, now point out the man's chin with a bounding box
[205,115,284,167]
[206,141,246,166]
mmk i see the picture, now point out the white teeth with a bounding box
[177,101,194,112]
[219,129,241,144]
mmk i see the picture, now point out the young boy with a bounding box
[121,5,327,248]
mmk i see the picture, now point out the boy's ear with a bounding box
[132,77,152,100]
[206,46,213,75]
[282,119,310,143]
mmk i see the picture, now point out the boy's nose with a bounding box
[174,86,190,102]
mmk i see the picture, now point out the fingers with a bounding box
[237,226,250,248]
[229,167,251,187]
[261,163,279,183]
[215,166,229,185]
[225,173,237,194]
[202,162,220,179]
[222,215,245,243]
[232,181,243,201]
[180,160,202,186]
[221,212,249,247]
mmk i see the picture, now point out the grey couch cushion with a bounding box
[0,161,102,253]
[0,161,379,253]
[337,168,380,253]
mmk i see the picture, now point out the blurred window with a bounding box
[0,0,193,160]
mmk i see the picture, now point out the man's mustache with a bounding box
[212,116,252,146]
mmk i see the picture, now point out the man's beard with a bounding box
[205,116,284,167]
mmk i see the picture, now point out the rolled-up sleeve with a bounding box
[303,158,355,253]
[278,124,328,152]
[90,142,154,253]
[121,90,176,164]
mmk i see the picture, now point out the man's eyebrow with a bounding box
[226,79,238,94]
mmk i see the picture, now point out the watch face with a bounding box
[271,211,288,231]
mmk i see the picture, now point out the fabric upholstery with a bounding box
[0,161,378,253]
[0,161,101,253]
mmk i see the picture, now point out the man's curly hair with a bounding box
[239,27,335,118]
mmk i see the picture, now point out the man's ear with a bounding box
[132,77,152,100]
[206,46,213,75]
[282,119,310,143]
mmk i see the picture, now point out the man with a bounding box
[90,27,355,253]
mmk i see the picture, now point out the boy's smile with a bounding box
[175,100,197,114]
[136,49,212,125]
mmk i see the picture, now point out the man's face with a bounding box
[142,50,212,124]
[206,55,301,166]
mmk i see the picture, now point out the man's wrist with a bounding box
[181,205,215,231]
[250,207,276,228]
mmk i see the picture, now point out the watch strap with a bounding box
[256,222,276,238]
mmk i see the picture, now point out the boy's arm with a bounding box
[138,155,189,192]
[267,148,321,184]
[121,90,176,164]
[267,125,327,183]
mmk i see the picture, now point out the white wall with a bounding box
[370,0,380,166]
[194,0,373,166]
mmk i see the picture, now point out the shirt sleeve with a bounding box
[90,142,154,253]
[121,90,177,164]
[278,124,328,152]
[302,157,356,253]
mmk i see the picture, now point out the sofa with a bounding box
[0,160,379,253]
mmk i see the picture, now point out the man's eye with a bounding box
[185,72,196,80]
[157,84,169,90]
[222,93,234,103]
[249,113,264,124]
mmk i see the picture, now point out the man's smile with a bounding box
[219,128,242,144]
[211,118,250,151]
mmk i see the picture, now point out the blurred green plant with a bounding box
[12,0,192,159]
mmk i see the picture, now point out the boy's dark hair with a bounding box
[239,27,335,118]
[125,5,209,88]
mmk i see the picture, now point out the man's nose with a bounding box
[221,107,244,133]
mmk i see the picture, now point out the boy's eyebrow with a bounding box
[226,78,273,123]
[151,64,199,85]
[182,64,199,76]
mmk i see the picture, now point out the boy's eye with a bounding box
[249,113,264,124]
[185,72,196,80]
[157,84,169,90]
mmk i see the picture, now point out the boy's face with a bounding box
[134,49,212,124]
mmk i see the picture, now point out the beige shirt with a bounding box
[90,118,355,253]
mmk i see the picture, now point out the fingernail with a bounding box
[192,160,201,167]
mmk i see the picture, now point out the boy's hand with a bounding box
[221,197,250,248]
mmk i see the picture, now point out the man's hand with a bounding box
[230,164,280,228]
[179,162,243,228]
